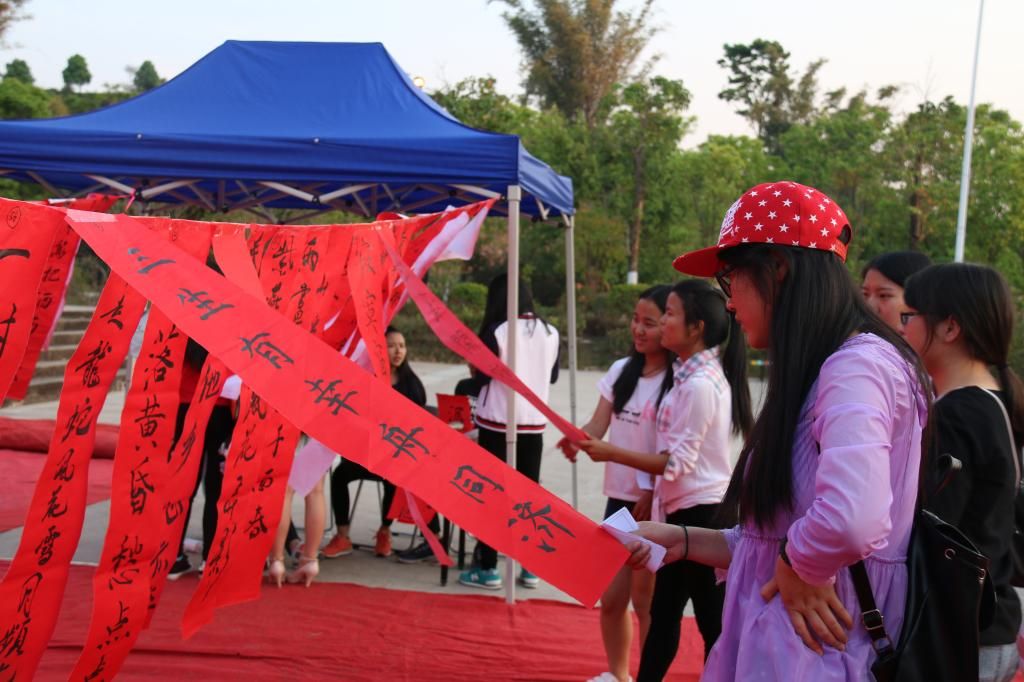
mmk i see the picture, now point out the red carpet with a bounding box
[0,448,114,532]
[16,561,704,681]
[0,417,120,458]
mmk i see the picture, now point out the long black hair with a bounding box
[611,285,674,414]
[904,263,1023,452]
[385,325,426,406]
[477,273,553,338]
[671,279,753,437]
[718,244,930,530]
[862,251,933,288]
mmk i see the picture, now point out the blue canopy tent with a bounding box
[0,40,582,602]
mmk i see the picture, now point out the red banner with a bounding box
[8,194,121,400]
[0,202,66,401]
[63,208,627,618]
[70,219,213,679]
[0,264,146,679]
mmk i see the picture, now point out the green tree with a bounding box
[430,77,536,134]
[0,75,50,118]
[602,76,691,282]
[4,57,32,84]
[495,0,657,128]
[718,39,823,154]
[62,53,91,92]
[130,59,162,92]
[0,0,27,44]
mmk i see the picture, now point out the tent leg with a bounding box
[566,216,579,510]
[505,184,521,606]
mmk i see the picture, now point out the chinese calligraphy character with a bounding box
[305,378,359,416]
[34,525,61,566]
[450,465,505,504]
[130,457,154,514]
[74,339,112,388]
[239,332,294,369]
[99,295,126,330]
[134,394,166,438]
[380,423,429,462]
[508,501,575,553]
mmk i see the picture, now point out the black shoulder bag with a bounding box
[850,455,996,682]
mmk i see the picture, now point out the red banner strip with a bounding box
[63,208,626,616]
[0,266,146,679]
[377,233,587,443]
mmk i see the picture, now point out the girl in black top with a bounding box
[903,263,1024,682]
[322,327,427,560]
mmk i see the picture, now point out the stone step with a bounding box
[16,369,128,404]
[49,329,84,346]
[39,345,80,363]
[54,316,91,334]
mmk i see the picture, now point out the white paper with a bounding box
[600,507,665,573]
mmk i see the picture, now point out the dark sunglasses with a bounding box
[715,265,737,297]
[899,311,922,326]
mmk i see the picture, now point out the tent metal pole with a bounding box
[954,0,986,263]
[565,214,579,509]
[505,184,521,605]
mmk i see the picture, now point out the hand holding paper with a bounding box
[600,507,666,573]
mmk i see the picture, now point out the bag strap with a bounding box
[850,561,896,658]
[979,387,1021,487]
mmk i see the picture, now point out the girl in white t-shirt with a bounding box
[579,279,753,680]
[560,285,674,682]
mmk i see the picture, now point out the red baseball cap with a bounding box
[673,181,851,277]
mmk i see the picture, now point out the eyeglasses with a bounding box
[715,265,737,298]
[899,311,922,326]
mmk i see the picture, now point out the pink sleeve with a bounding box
[785,348,901,586]
[661,379,715,481]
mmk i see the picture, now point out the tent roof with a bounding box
[0,41,573,219]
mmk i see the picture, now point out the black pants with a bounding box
[175,404,235,560]
[637,504,725,682]
[331,458,397,527]
[475,427,543,571]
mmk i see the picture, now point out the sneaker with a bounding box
[518,568,539,589]
[322,534,353,558]
[459,567,502,590]
[167,555,193,581]
[587,674,632,682]
[197,560,206,577]
[396,542,436,564]
[375,527,392,557]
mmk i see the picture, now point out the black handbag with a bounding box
[850,456,995,682]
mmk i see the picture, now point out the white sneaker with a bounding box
[586,674,631,682]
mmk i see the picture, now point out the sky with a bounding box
[4,0,1022,146]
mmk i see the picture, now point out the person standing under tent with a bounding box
[559,285,674,682]
[459,274,560,591]
[624,181,930,681]
[903,263,1023,682]
[576,279,752,679]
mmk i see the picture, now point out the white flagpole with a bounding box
[954,0,986,263]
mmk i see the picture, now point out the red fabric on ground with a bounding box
[0,417,120,459]
[9,560,703,681]
[0,449,114,532]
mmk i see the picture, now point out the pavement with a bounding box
[0,361,760,605]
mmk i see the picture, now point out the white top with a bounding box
[653,349,733,518]
[474,317,560,433]
[597,357,664,501]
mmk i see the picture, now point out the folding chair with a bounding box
[435,393,474,584]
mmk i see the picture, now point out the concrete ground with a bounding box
[0,361,760,605]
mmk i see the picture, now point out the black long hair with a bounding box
[385,325,426,406]
[477,273,553,338]
[718,244,930,530]
[862,251,933,288]
[671,279,753,437]
[611,285,674,414]
[904,263,1023,452]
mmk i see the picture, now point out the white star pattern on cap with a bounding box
[671,180,852,277]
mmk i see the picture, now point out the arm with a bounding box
[576,438,668,474]
[785,350,904,586]
[924,399,975,524]
[626,522,732,570]
[470,324,500,386]
[558,397,613,461]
